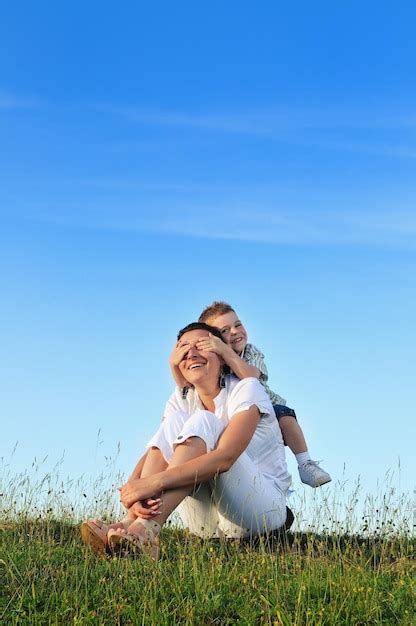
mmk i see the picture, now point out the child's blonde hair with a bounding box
[198,301,235,323]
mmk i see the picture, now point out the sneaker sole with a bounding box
[314,477,332,488]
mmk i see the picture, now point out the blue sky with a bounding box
[1,2,415,502]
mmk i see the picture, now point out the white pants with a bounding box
[147,409,288,538]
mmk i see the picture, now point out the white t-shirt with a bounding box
[163,375,292,493]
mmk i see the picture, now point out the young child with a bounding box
[170,301,331,487]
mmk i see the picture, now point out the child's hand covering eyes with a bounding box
[196,333,228,356]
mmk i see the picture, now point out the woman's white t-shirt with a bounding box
[163,375,292,493]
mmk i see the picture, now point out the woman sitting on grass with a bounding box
[81,322,292,559]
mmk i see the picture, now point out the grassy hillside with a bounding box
[1,517,414,625]
[1,464,414,624]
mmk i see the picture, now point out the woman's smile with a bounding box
[188,362,205,370]
[178,329,222,386]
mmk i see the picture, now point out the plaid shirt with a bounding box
[241,343,286,406]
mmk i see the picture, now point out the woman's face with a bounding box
[178,329,222,388]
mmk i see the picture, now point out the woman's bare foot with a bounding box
[107,513,136,533]
[108,518,161,560]
[80,514,137,555]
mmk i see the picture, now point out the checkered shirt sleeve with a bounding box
[242,343,286,406]
[242,343,268,382]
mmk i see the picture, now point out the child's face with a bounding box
[207,311,248,354]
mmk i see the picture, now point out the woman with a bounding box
[81,322,292,558]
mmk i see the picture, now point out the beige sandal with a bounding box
[80,519,109,555]
[108,518,161,560]
[80,514,136,555]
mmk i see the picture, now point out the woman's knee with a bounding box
[173,435,207,455]
[160,411,189,440]
[175,410,226,452]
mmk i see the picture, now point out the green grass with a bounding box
[1,518,414,625]
[1,462,414,624]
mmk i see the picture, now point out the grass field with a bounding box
[1,467,414,624]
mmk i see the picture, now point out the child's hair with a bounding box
[198,301,235,324]
[177,322,225,343]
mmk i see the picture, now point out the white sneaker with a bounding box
[298,460,331,488]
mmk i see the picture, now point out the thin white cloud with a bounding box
[309,138,416,159]
[93,104,416,160]
[2,93,415,159]
[94,104,265,134]
[96,103,416,134]
[33,206,416,248]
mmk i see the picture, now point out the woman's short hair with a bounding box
[198,301,235,323]
[177,322,225,343]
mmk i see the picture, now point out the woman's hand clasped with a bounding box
[119,476,162,511]
[129,497,162,520]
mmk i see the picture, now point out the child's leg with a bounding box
[274,405,331,488]
[278,414,308,454]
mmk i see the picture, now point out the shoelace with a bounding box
[301,460,325,475]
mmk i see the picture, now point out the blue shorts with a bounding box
[273,404,297,421]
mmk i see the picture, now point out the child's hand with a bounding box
[196,333,228,357]
[169,340,189,367]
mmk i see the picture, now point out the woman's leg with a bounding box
[113,448,169,525]
[177,450,288,540]
[131,408,226,527]
[108,435,209,557]
[140,447,168,477]
[110,409,234,552]
[213,450,288,536]
[153,409,287,537]
[123,410,191,523]
[147,436,208,526]
[176,482,221,539]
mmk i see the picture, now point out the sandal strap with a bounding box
[119,513,136,526]
[127,518,161,542]
[89,519,109,535]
